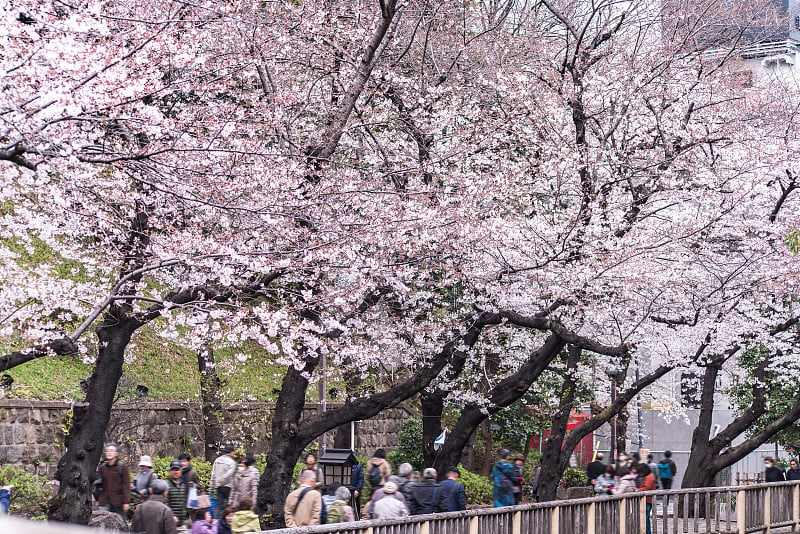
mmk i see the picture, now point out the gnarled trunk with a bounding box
[199,345,224,463]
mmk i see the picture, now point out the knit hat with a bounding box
[383,481,398,494]
[499,448,510,459]
[138,455,153,467]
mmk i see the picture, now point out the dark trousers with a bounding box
[351,494,362,520]
[215,486,231,518]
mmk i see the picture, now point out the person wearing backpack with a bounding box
[657,451,677,490]
[284,470,322,527]
[96,443,131,519]
[133,455,159,504]
[367,449,392,488]
[326,486,354,523]
[409,468,447,515]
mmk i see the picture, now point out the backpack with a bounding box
[368,464,383,486]
[326,502,345,524]
[658,461,672,480]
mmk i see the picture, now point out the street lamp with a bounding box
[606,358,622,470]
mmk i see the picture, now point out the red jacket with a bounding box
[637,474,656,503]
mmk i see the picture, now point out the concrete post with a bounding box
[419,522,430,534]
[765,487,771,533]
[551,507,560,534]
[620,499,627,534]
[587,502,596,534]
[793,484,799,532]
[640,496,647,534]
[469,516,479,534]
[513,511,522,534]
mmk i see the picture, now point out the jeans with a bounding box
[99,504,127,520]
[215,486,231,519]
[646,503,652,534]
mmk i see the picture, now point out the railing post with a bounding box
[469,516,479,534]
[738,489,747,534]
[364,528,373,534]
[620,499,627,534]
[550,506,560,534]
[793,484,799,532]
[765,486,771,533]
[640,495,647,534]
[419,521,430,534]
[513,511,522,534]
[587,502,596,534]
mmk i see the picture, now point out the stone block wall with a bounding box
[0,399,413,474]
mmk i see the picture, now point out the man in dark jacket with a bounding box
[438,467,466,512]
[350,461,364,519]
[166,459,188,526]
[787,460,800,481]
[586,453,605,486]
[96,443,131,519]
[409,468,447,515]
[131,479,178,534]
[765,457,786,482]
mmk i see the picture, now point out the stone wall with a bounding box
[0,399,413,474]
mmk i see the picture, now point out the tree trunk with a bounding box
[480,420,494,476]
[615,406,629,458]
[432,335,566,474]
[420,390,444,468]
[198,345,224,463]
[537,345,581,502]
[48,311,140,523]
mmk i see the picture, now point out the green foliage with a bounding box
[150,456,212,489]
[560,467,588,488]
[1,235,90,282]
[728,346,800,450]
[458,465,493,505]
[0,465,52,519]
[785,229,800,255]
[389,417,423,470]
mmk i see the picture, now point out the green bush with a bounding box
[458,465,493,505]
[151,456,212,489]
[0,465,52,519]
[390,418,423,470]
[560,467,588,488]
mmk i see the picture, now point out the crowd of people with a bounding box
[94,442,261,534]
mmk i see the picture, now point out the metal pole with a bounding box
[611,377,618,470]
[636,366,644,453]
[319,351,327,453]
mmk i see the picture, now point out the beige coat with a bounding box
[283,484,321,527]
[367,457,392,486]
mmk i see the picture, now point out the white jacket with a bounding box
[372,495,409,520]
[210,454,237,489]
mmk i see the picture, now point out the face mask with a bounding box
[765,463,772,468]
[238,466,245,472]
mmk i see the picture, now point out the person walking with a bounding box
[646,454,660,489]
[326,486,355,523]
[179,453,202,522]
[210,444,238,519]
[586,453,605,487]
[492,449,516,507]
[512,454,525,504]
[134,455,158,503]
[231,497,260,533]
[657,451,677,490]
[787,459,800,481]
[284,470,322,527]
[439,467,466,512]
[637,464,656,534]
[764,457,786,482]
[131,479,178,534]
[409,468,447,515]
[365,476,408,518]
[166,460,188,529]
[594,465,617,495]
[190,509,217,534]
[371,481,409,520]
[95,443,131,519]
[617,464,639,494]
[301,453,324,485]
[350,460,364,519]
[396,463,416,502]
[230,455,259,509]
[366,449,392,488]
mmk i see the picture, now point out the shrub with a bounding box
[458,465,493,505]
[151,456,212,489]
[560,467,588,488]
[0,465,52,519]
[390,417,423,470]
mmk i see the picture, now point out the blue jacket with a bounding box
[351,464,364,492]
[438,479,466,512]
[0,488,10,514]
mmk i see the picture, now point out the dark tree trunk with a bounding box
[480,420,494,476]
[420,391,444,468]
[537,345,581,502]
[48,311,140,523]
[615,406,629,458]
[535,364,673,502]
[198,345,224,463]
[432,335,566,474]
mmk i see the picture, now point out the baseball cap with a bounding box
[169,459,182,470]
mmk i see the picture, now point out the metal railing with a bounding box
[265,481,800,534]
[704,38,800,60]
